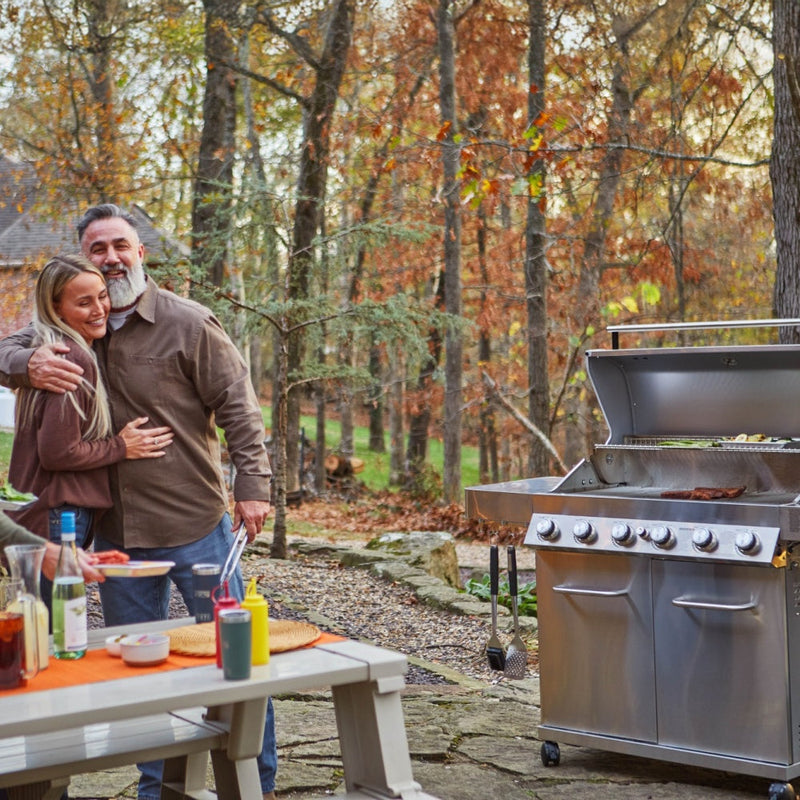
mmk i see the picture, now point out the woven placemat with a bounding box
[164,619,321,657]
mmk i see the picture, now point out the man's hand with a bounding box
[29,343,84,393]
[233,500,271,543]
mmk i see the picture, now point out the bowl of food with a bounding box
[119,633,170,666]
[105,634,127,657]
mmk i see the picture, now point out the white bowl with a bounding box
[119,633,170,666]
[105,634,127,657]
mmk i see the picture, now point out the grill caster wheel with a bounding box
[541,741,560,767]
[768,781,796,800]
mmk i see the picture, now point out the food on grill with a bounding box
[660,486,746,500]
[658,439,720,447]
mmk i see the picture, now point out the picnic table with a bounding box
[0,619,439,800]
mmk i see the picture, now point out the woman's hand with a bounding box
[119,416,174,459]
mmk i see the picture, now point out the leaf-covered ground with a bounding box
[285,491,524,545]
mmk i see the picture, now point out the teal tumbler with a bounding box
[218,608,252,680]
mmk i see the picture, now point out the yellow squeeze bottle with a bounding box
[241,578,269,665]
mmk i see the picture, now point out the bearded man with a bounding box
[0,204,278,800]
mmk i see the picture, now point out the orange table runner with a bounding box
[4,631,345,696]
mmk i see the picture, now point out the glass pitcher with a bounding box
[0,576,39,686]
[5,545,49,670]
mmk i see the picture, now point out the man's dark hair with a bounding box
[77,204,139,242]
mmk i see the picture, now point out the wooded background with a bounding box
[0,0,797,555]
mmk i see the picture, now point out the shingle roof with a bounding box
[0,156,189,267]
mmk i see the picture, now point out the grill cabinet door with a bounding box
[537,550,656,741]
[653,560,790,762]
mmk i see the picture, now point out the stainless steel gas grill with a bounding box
[465,325,800,800]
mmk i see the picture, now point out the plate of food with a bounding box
[0,481,36,511]
[94,557,175,577]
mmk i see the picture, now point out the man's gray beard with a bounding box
[106,266,147,310]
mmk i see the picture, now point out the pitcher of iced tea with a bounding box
[0,576,39,688]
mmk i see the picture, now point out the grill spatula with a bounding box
[486,544,506,671]
[504,544,527,679]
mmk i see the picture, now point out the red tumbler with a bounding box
[212,581,240,668]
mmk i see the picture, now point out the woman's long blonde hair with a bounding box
[17,254,113,440]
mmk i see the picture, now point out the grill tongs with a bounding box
[220,522,248,586]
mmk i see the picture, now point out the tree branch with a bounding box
[481,370,569,474]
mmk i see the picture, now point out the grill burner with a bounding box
[466,328,800,800]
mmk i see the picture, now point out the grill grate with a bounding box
[621,435,800,450]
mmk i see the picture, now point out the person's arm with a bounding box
[0,324,83,393]
[1,512,105,584]
[193,315,271,540]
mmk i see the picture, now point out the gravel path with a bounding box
[87,536,533,686]
[249,551,503,684]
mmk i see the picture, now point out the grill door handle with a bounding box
[672,596,756,612]
[553,585,629,597]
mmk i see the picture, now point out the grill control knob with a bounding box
[735,530,761,555]
[611,522,635,546]
[692,528,717,552]
[573,520,596,543]
[535,518,559,541]
[651,525,675,549]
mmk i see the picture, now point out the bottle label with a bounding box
[54,578,87,654]
[61,595,87,651]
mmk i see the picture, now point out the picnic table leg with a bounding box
[6,777,70,800]
[332,675,426,799]
[205,698,266,800]
[160,751,217,800]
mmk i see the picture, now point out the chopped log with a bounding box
[323,454,365,478]
[325,454,354,478]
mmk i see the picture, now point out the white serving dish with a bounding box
[119,633,170,666]
[105,634,127,657]
[94,560,175,577]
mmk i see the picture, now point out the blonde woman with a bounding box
[7,255,173,611]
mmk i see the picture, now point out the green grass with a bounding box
[1,415,481,496]
[0,431,11,478]
[274,410,480,494]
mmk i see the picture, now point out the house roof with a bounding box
[0,156,189,267]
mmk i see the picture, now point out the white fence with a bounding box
[0,388,15,430]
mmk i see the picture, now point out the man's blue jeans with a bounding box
[94,514,277,798]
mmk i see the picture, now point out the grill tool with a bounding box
[486,544,506,671]
[220,522,248,587]
[504,544,527,679]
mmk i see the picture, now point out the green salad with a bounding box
[0,481,36,502]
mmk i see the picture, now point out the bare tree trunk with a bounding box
[405,276,442,486]
[191,0,238,289]
[283,0,354,499]
[85,0,118,199]
[477,205,496,484]
[436,0,462,504]
[526,0,549,477]
[389,348,404,485]
[772,0,800,341]
[367,340,385,452]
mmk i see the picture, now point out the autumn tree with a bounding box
[772,0,800,339]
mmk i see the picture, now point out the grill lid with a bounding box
[587,344,800,443]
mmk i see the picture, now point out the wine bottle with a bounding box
[52,512,87,660]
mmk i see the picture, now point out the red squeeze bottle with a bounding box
[212,581,240,668]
